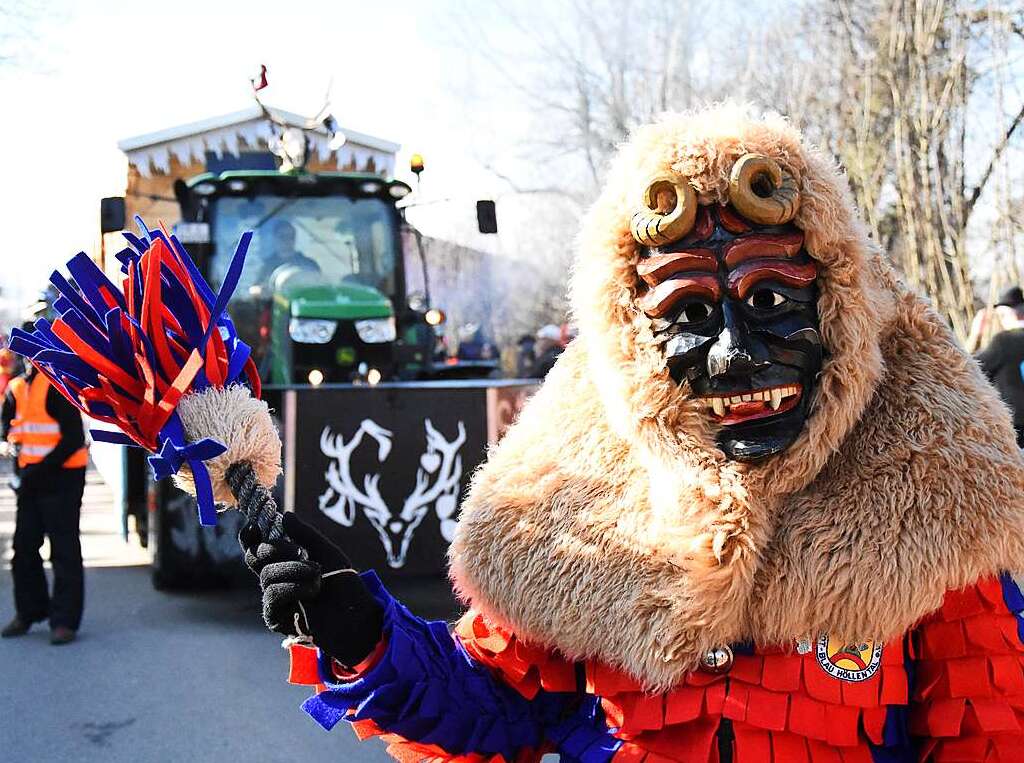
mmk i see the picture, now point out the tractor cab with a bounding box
[173,170,420,384]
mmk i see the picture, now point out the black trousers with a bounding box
[11,469,86,630]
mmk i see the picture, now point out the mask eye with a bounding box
[677,301,714,325]
[746,288,787,310]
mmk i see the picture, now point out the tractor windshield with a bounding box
[210,194,397,297]
[209,193,399,376]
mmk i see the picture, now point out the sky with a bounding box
[0,0,530,314]
[2,0,1018,324]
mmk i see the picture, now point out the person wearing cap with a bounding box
[528,324,565,378]
[977,286,1024,447]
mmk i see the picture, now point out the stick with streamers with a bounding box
[9,219,284,536]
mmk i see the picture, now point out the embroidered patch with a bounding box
[815,635,882,682]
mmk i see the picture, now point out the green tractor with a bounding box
[103,166,495,386]
[172,170,466,385]
[100,163,497,588]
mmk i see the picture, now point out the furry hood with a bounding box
[450,104,1024,691]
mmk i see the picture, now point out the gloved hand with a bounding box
[239,511,385,668]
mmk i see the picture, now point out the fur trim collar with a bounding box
[449,105,1024,691]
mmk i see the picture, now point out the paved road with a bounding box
[0,465,392,762]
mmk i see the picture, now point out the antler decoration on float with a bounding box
[9,219,284,537]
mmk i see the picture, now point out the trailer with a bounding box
[143,381,535,592]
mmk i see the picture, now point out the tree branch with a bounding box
[482,163,586,207]
[964,100,1024,221]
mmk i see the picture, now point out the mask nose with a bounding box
[706,304,770,379]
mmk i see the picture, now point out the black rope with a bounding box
[226,461,284,542]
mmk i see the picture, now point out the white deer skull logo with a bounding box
[318,418,466,568]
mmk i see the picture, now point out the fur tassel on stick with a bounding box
[9,220,283,532]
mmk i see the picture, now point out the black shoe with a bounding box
[50,626,76,645]
[1,617,30,638]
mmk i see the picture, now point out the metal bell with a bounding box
[699,644,734,674]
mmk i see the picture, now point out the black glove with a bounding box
[239,511,384,668]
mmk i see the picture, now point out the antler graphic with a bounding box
[402,419,466,545]
[318,420,392,527]
[317,418,466,568]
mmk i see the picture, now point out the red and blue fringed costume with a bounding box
[9,219,258,525]
[268,105,1024,763]
[283,572,1024,762]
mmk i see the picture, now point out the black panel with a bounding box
[204,150,277,173]
[291,386,489,578]
[476,199,498,234]
[100,196,126,233]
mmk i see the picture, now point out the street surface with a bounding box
[0,465,392,762]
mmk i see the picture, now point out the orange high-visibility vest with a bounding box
[7,375,88,469]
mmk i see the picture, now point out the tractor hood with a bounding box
[280,281,393,321]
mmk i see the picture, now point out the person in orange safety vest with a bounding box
[1,367,87,644]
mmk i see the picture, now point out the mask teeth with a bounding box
[701,385,801,416]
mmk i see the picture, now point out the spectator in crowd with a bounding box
[0,366,88,644]
[0,347,19,398]
[977,286,1024,447]
[455,324,498,361]
[515,334,536,378]
[966,286,1024,352]
[528,324,566,379]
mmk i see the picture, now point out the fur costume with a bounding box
[285,105,1024,762]
[451,103,1024,689]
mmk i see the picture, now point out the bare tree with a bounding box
[769,0,1024,340]
[445,0,739,335]
[447,0,1024,344]
[452,0,738,196]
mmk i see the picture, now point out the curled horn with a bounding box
[630,173,697,247]
[728,154,801,225]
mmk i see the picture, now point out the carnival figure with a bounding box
[13,104,1024,762]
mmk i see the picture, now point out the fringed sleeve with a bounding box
[911,573,1024,761]
[284,572,618,762]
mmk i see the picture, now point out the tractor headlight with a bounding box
[355,317,396,344]
[289,318,337,344]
